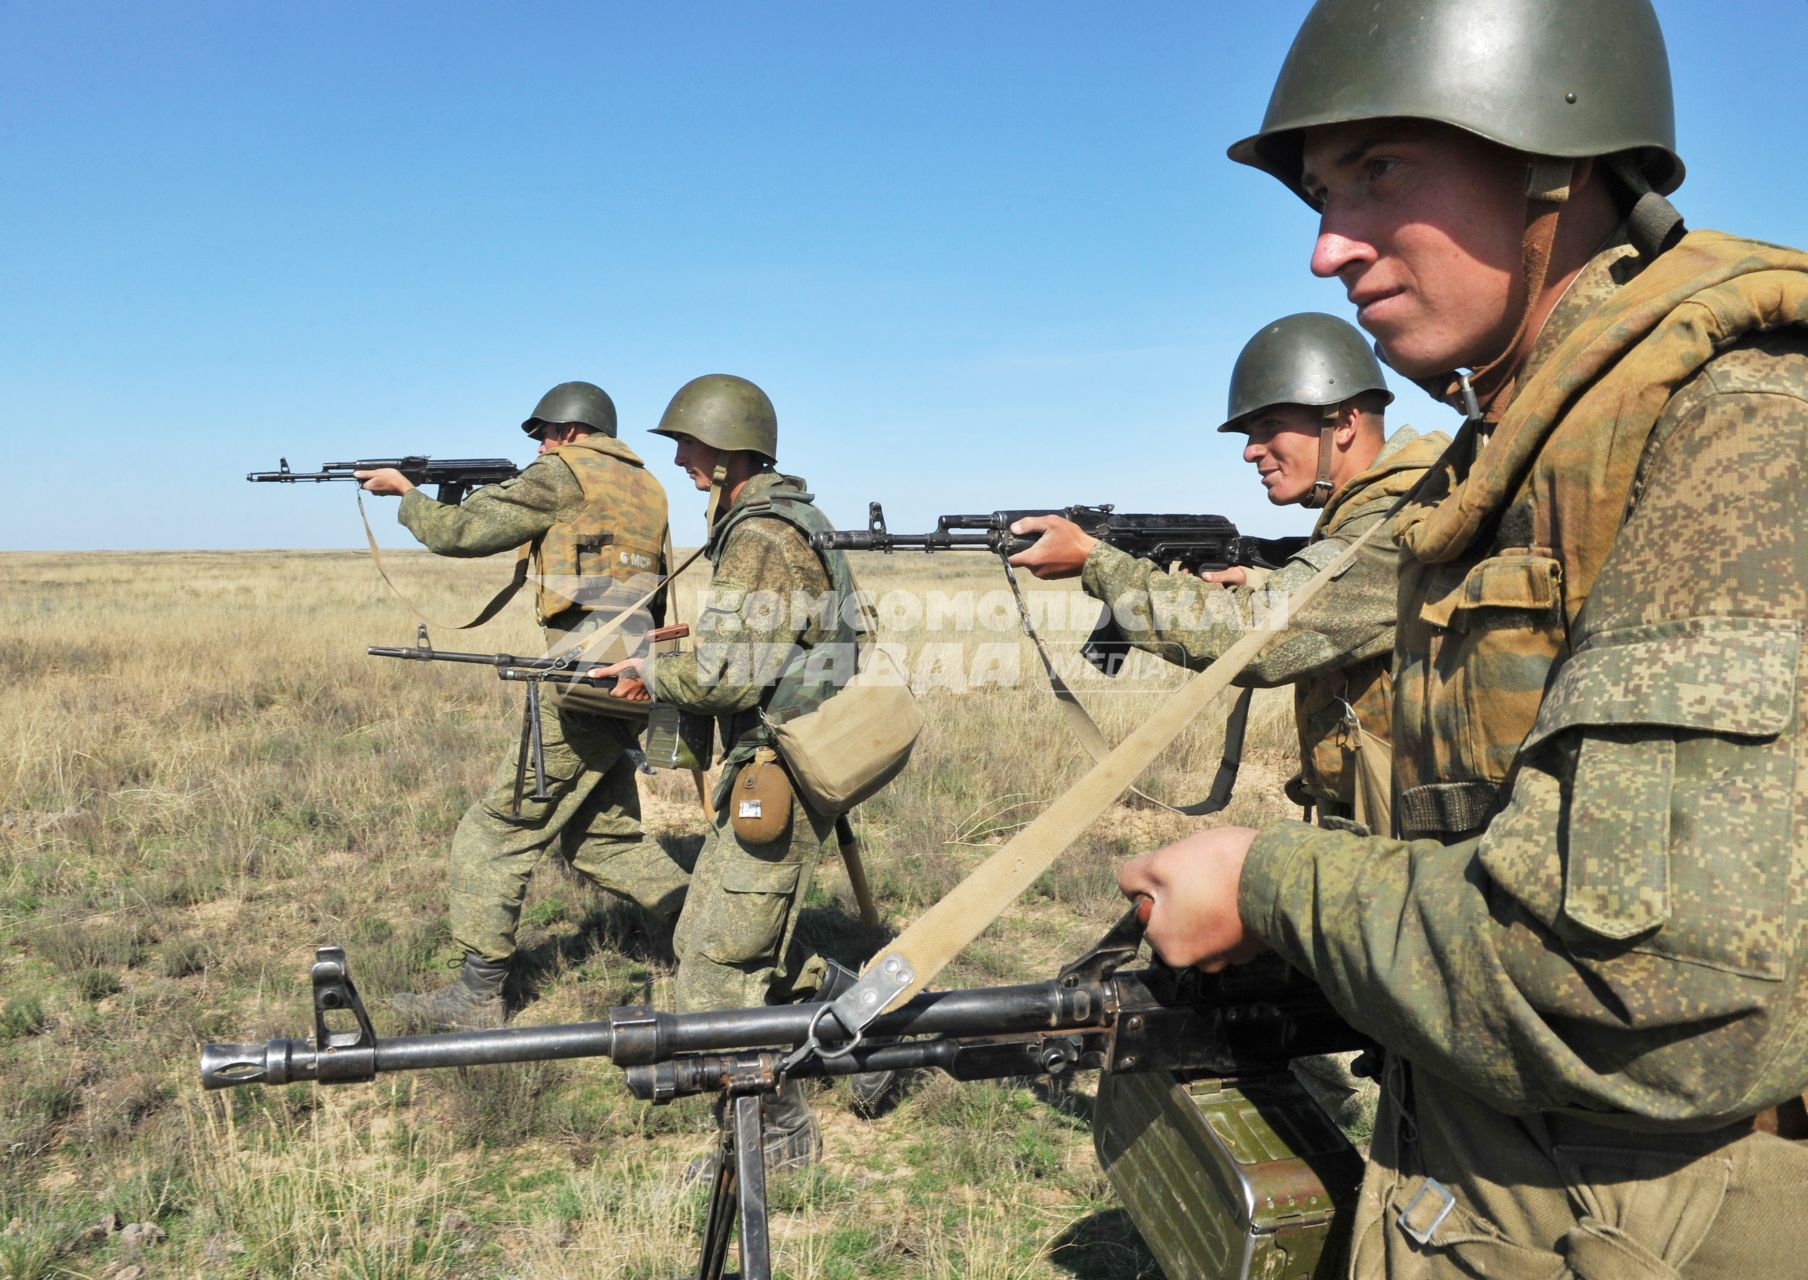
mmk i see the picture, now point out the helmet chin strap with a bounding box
[1300,404,1339,509]
[1427,156,1575,425]
[704,461,730,530]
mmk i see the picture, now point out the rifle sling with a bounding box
[358,492,532,631]
[1002,562,1250,816]
[837,515,1388,1029]
[358,492,707,664]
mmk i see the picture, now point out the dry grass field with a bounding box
[0,546,1301,1279]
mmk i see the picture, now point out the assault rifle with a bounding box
[814,503,1309,674]
[246,455,521,505]
[816,502,1305,576]
[199,911,1369,1280]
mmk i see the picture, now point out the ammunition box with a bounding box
[1094,1071,1362,1279]
[644,703,715,772]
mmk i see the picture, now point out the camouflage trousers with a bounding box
[447,697,690,962]
[672,764,835,1013]
[1349,1056,1808,1279]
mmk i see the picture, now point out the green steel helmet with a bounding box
[648,374,778,462]
[1218,312,1393,433]
[1227,0,1684,204]
[521,381,618,438]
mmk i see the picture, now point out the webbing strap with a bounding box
[539,542,709,666]
[833,516,1390,1025]
[358,492,531,630]
[1001,561,1250,816]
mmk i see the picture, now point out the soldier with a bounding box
[597,373,877,1169]
[1124,1,1808,1276]
[357,381,690,1029]
[1012,312,1448,835]
[1015,314,1445,1136]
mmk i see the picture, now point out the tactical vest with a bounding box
[706,477,862,764]
[1292,430,1446,828]
[533,436,669,628]
[1390,231,1808,839]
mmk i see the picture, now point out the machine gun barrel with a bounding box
[366,644,619,690]
[200,976,1104,1089]
[199,936,1366,1094]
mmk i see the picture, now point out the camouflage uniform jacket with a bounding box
[1081,427,1447,818]
[648,471,853,774]
[397,434,668,638]
[1240,228,1808,1125]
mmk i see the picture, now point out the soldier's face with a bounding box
[672,434,721,491]
[1239,405,1327,506]
[534,424,583,455]
[1300,119,1527,379]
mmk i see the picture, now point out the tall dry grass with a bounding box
[0,547,1299,1278]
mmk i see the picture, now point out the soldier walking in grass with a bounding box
[597,373,890,1171]
[1125,1,1808,1274]
[1011,313,1446,1134]
[357,381,690,1029]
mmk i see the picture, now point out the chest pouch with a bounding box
[731,747,794,843]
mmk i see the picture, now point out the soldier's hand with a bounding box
[611,676,651,702]
[355,468,416,496]
[1007,515,1098,579]
[1119,828,1269,972]
[589,658,650,702]
[1198,567,1247,586]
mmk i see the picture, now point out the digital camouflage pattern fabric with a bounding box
[397,435,684,964]
[649,472,859,1012]
[1082,426,1446,824]
[448,692,689,961]
[1239,229,1808,1277]
[400,434,668,632]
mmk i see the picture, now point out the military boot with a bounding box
[759,1079,822,1172]
[818,959,903,1116]
[684,1080,822,1184]
[388,953,508,1030]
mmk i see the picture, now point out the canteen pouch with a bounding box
[1094,1070,1361,1280]
[731,747,794,843]
[765,644,921,815]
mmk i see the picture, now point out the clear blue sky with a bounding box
[3,1,1802,551]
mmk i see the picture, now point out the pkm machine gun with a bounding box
[246,456,521,505]
[368,623,709,814]
[199,912,1370,1280]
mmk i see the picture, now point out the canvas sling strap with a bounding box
[358,492,534,630]
[1002,559,1254,817]
[794,514,1392,1058]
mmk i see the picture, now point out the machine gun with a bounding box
[246,455,521,505]
[199,912,1369,1280]
[368,624,707,812]
[814,503,1308,674]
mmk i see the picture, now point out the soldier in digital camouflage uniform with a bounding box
[1014,313,1447,833]
[598,373,874,1169]
[1016,313,1447,1137]
[1124,1,1808,1276]
[358,381,689,1029]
